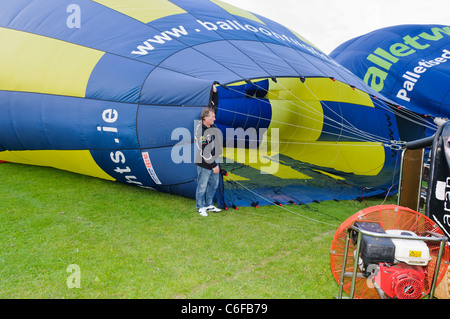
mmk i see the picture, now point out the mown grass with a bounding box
[0,162,396,299]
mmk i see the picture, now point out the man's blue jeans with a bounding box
[196,166,219,210]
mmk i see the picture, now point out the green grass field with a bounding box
[0,162,397,299]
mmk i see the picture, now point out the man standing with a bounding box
[195,106,222,216]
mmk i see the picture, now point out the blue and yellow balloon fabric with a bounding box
[330,24,450,119]
[0,0,423,207]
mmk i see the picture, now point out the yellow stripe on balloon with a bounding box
[0,27,104,98]
[268,77,374,109]
[93,0,186,23]
[0,150,115,181]
[221,147,312,180]
[277,141,385,176]
[210,0,265,25]
[266,78,384,176]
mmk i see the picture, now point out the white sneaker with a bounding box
[198,207,208,217]
[206,205,221,212]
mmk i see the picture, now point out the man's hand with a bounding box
[213,166,220,174]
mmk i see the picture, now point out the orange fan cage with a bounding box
[330,204,449,299]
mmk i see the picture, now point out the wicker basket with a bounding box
[435,267,450,299]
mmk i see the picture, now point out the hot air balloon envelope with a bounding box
[0,0,425,208]
[330,24,450,119]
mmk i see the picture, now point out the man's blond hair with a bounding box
[200,107,214,121]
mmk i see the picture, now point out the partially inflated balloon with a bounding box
[0,0,424,207]
[330,24,450,119]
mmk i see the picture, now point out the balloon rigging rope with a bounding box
[273,75,437,133]
[216,80,404,212]
[270,80,393,143]
[221,145,402,229]
[217,106,386,145]
[351,88,438,131]
[270,80,363,131]
[262,79,437,136]
[254,82,388,144]
[215,79,411,222]
[220,87,373,143]
[220,79,438,146]
[221,86,387,144]
[221,84,391,144]
[224,174,341,229]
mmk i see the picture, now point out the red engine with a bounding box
[374,263,425,299]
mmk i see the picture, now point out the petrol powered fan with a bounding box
[330,205,449,299]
